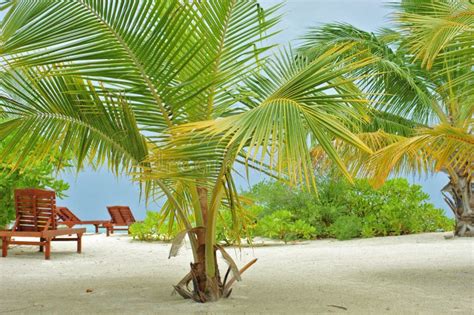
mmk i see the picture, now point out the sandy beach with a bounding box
[0,232,472,314]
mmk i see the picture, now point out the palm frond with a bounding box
[362,124,474,186]
[300,22,441,124]
[161,44,376,188]
[395,0,474,69]
[0,66,147,173]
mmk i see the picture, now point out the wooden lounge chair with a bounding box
[104,206,136,237]
[57,206,109,233]
[0,189,86,260]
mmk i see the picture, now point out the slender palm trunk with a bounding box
[192,186,224,302]
[173,182,257,303]
[442,171,473,236]
[175,187,225,302]
[193,186,209,298]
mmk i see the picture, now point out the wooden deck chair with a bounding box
[105,206,136,237]
[57,207,109,233]
[0,189,86,260]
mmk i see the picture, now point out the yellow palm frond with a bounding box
[364,124,473,186]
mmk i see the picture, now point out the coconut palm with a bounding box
[302,0,473,236]
[0,0,376,302]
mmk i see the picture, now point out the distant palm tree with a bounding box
[303,0,473,236]
[0,1,374,302]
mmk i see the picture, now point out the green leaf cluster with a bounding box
[256,210,316,243]
[132,177,452,243]
[129,211,181,242]
[245,178,454,240]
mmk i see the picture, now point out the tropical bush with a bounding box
[246,178,453,240]
[129,211,180,241]
[256,210,316,243]
[132,178,453,243]
[216,205,261,246]
[132,206,260,244]
[330,216,362,240]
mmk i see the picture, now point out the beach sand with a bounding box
[0,232,472,314]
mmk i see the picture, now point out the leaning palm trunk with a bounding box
[443,171,474,237]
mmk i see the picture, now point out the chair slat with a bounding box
[14,188,56,232]
[107,206,136,225]
[57,207,81,222]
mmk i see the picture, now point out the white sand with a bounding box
[0,232,473,314]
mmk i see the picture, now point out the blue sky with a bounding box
[1,1,451,219]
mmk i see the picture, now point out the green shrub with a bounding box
[330,216,362,240]
[131,178,454,244]
[217,205,263,245]
[348,179,454,236]
[131,206,260,244]
[420,206,453,232]
[130,211,180,241]
[256,210,316,243]
[243,178,453,241]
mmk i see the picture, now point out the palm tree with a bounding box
[302,0,473,236]
[0,1,375,302]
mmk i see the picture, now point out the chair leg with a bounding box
[77,234,82,253]
[1,237,7,257]
[39,237,44,252]
[94,224,99,234]
[106,227,110,237]
[44,238,51,260]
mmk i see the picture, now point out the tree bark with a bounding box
[193,186,208,300]
[175,186,225,302]
[173,183,253,302]
[442,171,473,237]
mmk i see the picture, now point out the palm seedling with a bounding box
[0,0,378,301]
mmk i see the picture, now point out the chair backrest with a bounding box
[14,188,57,232]
[107,206,136,225]
[57,207,81,222]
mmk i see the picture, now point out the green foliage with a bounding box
[132,178,453,244]
[330,216,362,240]
[131,206,260,244]
[256,210,317,243]
[216,205,261,246]
[0,163,69,227]
[343,178,454,237]
[246,178,454,241]
[129,211,180,241]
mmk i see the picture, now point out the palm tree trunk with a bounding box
[442,171,473,237]
[193,186,208,298]
[175,186,225,302]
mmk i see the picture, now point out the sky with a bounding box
[1,1,452,220]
